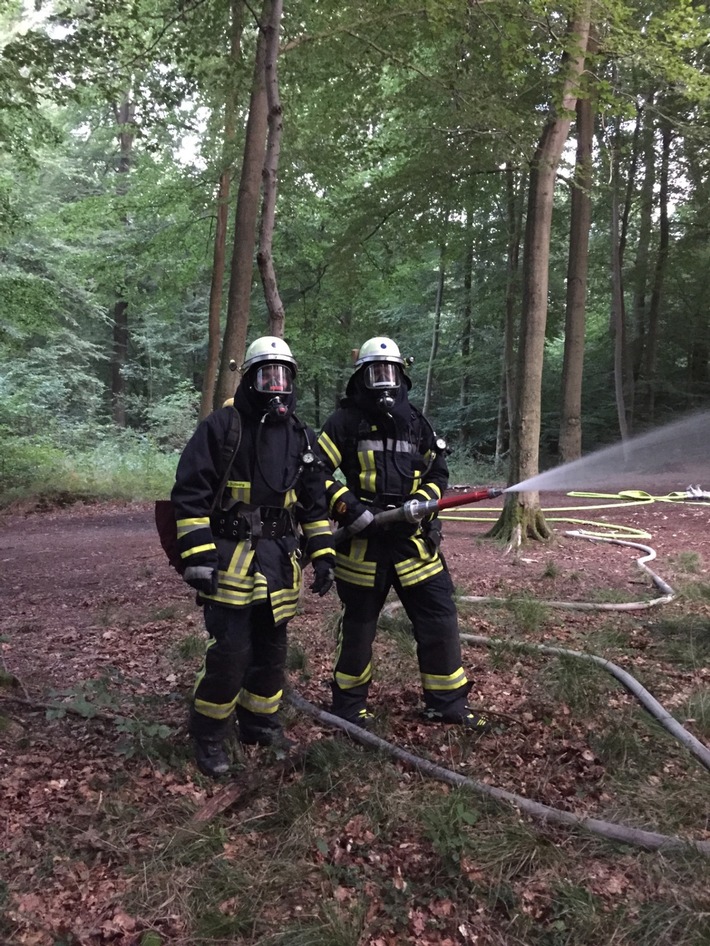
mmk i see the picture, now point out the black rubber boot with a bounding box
[332,707,376,730]
[236,708,296,750]
[239,727,297,750]
[193,736,230,778]
[421,706,491,734]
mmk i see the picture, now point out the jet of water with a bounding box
[508,411,710,493]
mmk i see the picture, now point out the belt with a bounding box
[212,506,294,541]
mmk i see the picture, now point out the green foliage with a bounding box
[46,672,176,760]
[419,788,480,868]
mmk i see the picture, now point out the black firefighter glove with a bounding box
[310,558,335,597]
[183,565,219,596]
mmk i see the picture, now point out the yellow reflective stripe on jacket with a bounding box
[396,556,444,587]
[226,480,251,503]
[236,687,283,715]
[270,577,301,625]
[181,542,217,560]
[318,431,342,469]
[302,520,332,540]
[413,482,441,502]
[421,668,468,691]
[176,516,211,537]
[358,448,377,494]
[334,663,373,690]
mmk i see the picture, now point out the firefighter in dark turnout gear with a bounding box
[172,337,335,777]
[318,337,490,733]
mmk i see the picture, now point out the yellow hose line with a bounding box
[438,486,707,539]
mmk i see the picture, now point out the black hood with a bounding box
[342,367,412,429]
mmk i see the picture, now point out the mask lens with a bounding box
[364,363,400,390]
[254,364,293,393]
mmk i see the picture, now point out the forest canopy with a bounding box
[2,0,710,501]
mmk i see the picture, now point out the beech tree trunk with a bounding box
[459,204,474,446]
[491,2,591,546]
[559,94,593,463]
[215,0,271,408]
[200,0,244,420]
[110,96,134,428]
[423,230,447,416]
[501,164,524,466]
[630,92,655,395]
[610,123,629,445]
[257,0,286,337]
[644,117,671,421]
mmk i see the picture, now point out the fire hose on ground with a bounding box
[284,485,710,856]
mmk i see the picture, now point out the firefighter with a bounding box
[317,337,490,733]
[172,336,335,777]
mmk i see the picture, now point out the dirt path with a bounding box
[1,493,709,945]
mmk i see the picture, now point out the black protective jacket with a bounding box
[172,385,334,622]
[318,376,448,588]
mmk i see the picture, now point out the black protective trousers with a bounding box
[331,564,469,720]
[189,601,288,740]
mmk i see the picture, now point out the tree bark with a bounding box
[630,92,655,396]
[110,96,135,428]
[215,0,271,408]
[423,228,447,416]
[491,1,591,545]
[459,203,474,446]
[644,117,671,421]
[559,94,593,463]
[501,164,524,464]
[257,0,286,337]
[199,0,244,421]
[610,116,630,444]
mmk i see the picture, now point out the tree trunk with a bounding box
[110,96,134,428]
[215,0,271,408]
[630,92,655,394]
[491,1,591,546]
[610,116,630,444]
[257,0,286,337]
[644,117,671,421]
[200,0,244,420]
[501,164,524,464]
[559,94,593,463]
[423,231,447,416]
[459,204,474,446]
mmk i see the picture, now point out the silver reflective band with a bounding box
[364,363,400,390]
[254,364,293,393]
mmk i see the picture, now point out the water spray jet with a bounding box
[507,410,710,494]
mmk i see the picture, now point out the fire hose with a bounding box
[331,486,504,546]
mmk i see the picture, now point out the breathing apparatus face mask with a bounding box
[252,363,294,420]
[363,362,401,412]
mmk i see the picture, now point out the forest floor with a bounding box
[1,486,710,946]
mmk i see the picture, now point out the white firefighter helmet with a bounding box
[354,336,405,370]
[242,336,297,375]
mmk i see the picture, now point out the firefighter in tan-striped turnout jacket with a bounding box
[317,337,490,735]
[172,337,335,777]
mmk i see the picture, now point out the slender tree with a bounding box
[215,0,271,408]
[200,0,244,420]
[559,93,594,462]
[110,95,135,428]
[491,1,592,546]
[257,0,286,337]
